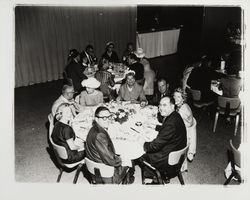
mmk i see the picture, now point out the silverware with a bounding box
[130,127,140,133]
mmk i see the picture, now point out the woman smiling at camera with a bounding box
[79,77,104,106]
[173,88,196,163]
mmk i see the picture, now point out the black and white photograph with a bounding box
[0,0,249,199]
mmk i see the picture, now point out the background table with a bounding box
[136,28,180,58]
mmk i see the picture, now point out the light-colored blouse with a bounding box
[117,82,147,102]
[79,90,103,106]
[177,103,194,128]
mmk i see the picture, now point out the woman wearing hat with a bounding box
[134,48,152,70]
[65,49,88,92]
[101,41,119,63]
[79,77,104,106]
[135,48,156,100]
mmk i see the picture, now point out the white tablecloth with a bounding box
[136,29,180,58]
[72,102,160,164]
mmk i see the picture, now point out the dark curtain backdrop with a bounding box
[15,6,136,87]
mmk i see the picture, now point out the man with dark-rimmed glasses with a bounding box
[85,106,134,184]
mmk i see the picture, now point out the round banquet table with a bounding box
[71,102,160,166]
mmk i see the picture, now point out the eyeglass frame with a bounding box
[95,113,115,121]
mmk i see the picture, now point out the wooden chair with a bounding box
[141,146,189,185]
[85,157,130,184]
[48,115,85,184]
[213,96,241,136]
[187,88,215,123]
[224,140,242,185]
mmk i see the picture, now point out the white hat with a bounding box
[106,41,114,47]
[134,48,145,58]
[81,77,100,89]
[125,70,136,77]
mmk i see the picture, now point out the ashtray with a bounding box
[135,122,142,126]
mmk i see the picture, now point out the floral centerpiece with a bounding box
[113,108,129,124]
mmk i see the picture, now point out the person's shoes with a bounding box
[187,153,195,162]
[145,180,160,185]
[128,176,135,184]
[163,178,170,184]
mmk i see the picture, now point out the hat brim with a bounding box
[135,52,145,58]
[81,79,101,89]
[106,42,114,47]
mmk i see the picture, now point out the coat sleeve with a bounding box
[95,132,122,167]
[144,122,175,153]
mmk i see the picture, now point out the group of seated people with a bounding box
[50,67,198,184]
[64,42,156,102]
[183,54,242,101]
[50,46,243,184]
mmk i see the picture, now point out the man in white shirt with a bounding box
[51,84,79,117]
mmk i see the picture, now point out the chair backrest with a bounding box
[218,96,241,110]
[48,114,54,136]
[189,89,201,101]
[229,140,241,168]
[182,66,194,90]
[47,115,68,160]
[85,157,114,178]
[49,136,69,160]
[168,146,189,166]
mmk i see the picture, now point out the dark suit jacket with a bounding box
[187,67,226,101]
[150,90,171,106]
[143,111,187,171]
[102,51,119,63]
[65,61,87,91]
[129,62,144,80]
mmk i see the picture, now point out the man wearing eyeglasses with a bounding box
[85,106,134,184]
[51,84,79,117]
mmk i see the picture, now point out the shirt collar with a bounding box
[60,95,69,103]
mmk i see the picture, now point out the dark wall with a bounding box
[201,6,242,54]
[137,6,204,57]
[137,6,242,63]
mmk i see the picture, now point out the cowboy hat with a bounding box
[134,48,145,58]
[81,77,100,89]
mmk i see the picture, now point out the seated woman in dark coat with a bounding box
[101,41,119,63]
[51,103,85,164]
